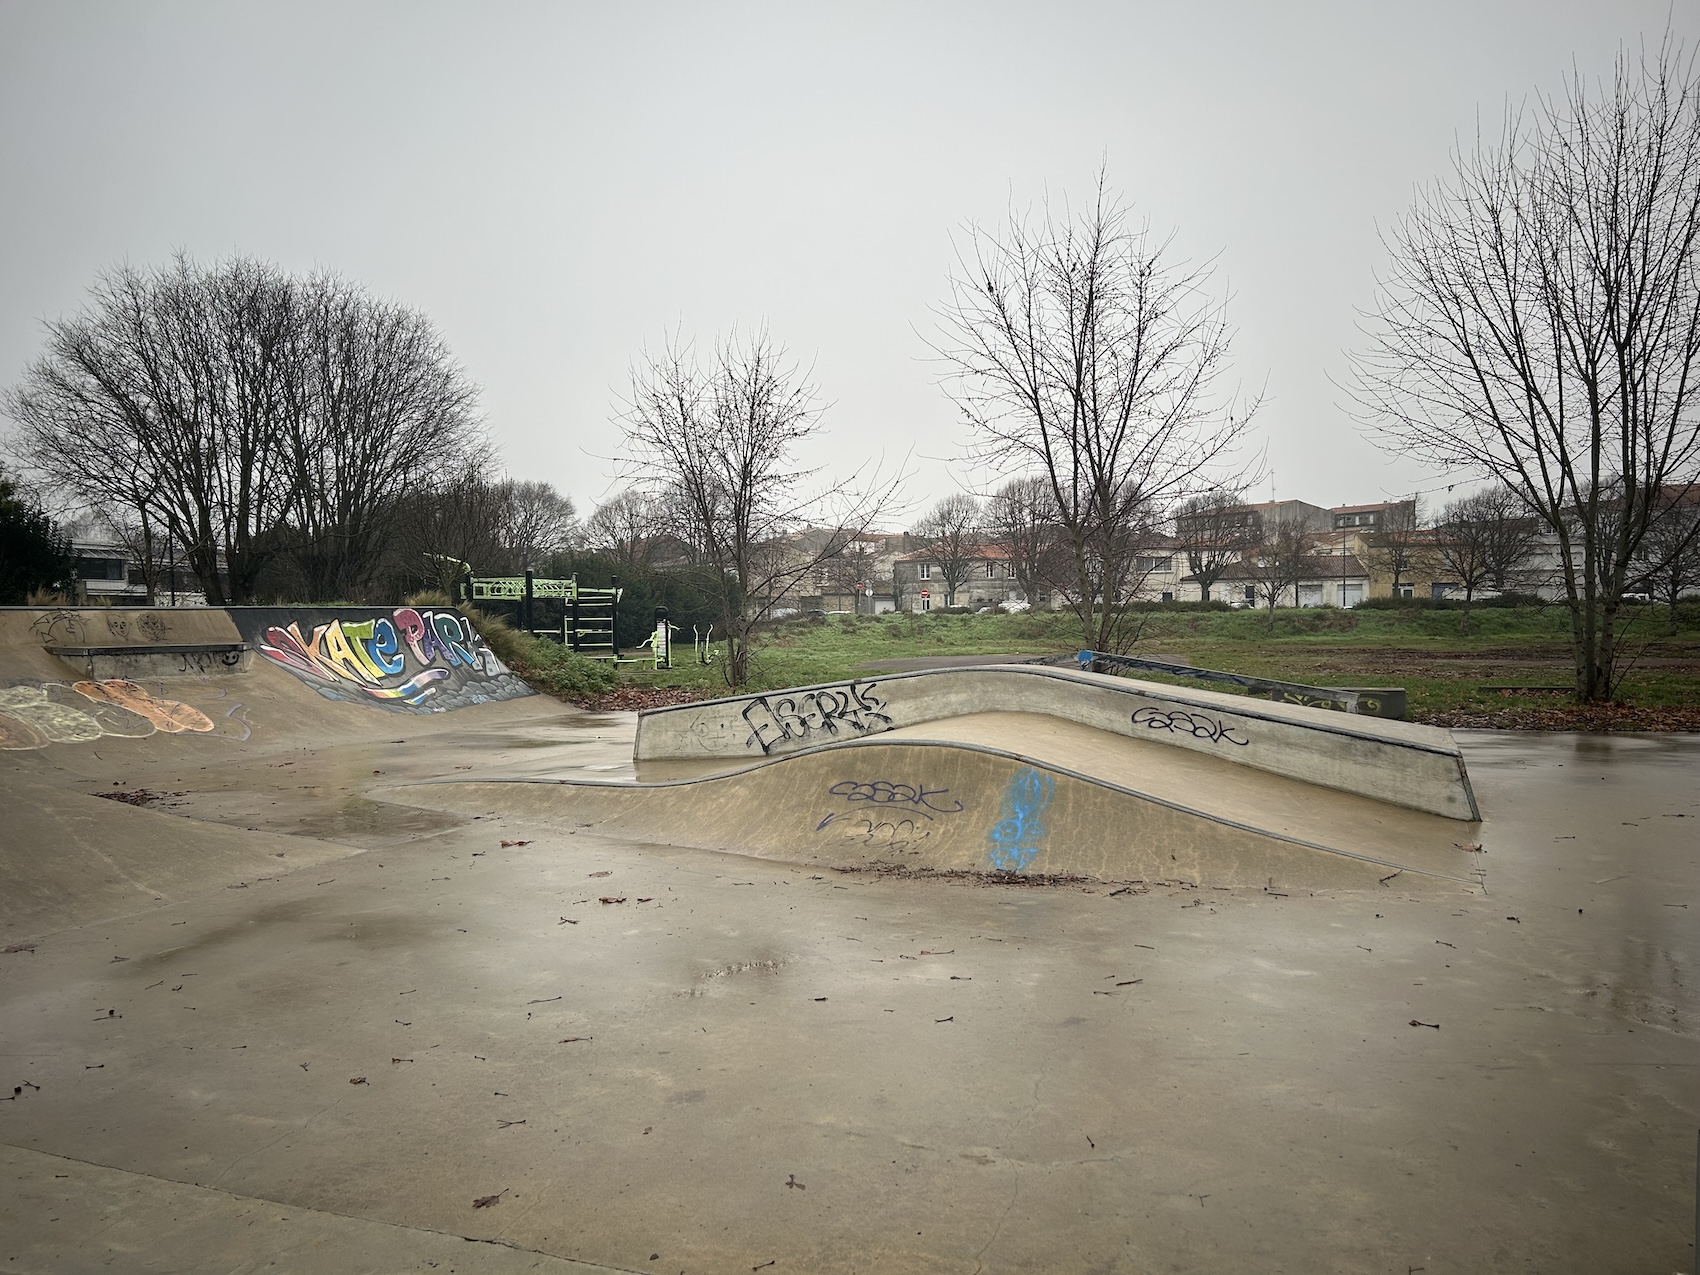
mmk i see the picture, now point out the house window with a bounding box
[984,562,996,578]
[1136,556,1173,572]
[918,563,931,580]
[77,557,126,581]
[1244,586,1256,602]
[919,595,930,612]
[1161,591,1174,603]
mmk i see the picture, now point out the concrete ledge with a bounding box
[48,642,253,678]
[634,664,1479,821]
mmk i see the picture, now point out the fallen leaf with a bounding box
[599,897,627,905]
[472,1190,508,1209]
[588,870,612,878]
[500,840,532,847]
[2,943,37,954]
[350,1076,369,1084]
[1408,1020,1440,1029]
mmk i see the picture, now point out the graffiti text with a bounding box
[1130,706,1249,746]
[741,681,894,754]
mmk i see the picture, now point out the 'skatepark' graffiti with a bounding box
[234,606,533,713]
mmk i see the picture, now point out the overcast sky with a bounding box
[2,1,1694,527]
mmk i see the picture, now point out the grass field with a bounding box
[616,603,1700,728]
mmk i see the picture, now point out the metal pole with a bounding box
[523,568,535,635]
[569,575,580,652]
[610,575,621,658]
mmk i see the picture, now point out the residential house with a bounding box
[893,543,1023,611]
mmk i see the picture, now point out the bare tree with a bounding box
[4,253,484,603]
[500,481,577,567]
[618,329,897,686]
[984,475,1056,608]
[1172,488,1252,601]
[820,533,882,613]
[6,256,301,602]
[911,493,984,606]
[283,276,485,600]
[936,175,1257,653]
[1244,521,1315,630]
[1358,498,1423,597]
[1433,492,1521,633]
[1635,491,1700,629]
[384,466,503,593]
[584,489,662,570]
[1351,39,1700,700]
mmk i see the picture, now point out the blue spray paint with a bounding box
[988,767,1054,872]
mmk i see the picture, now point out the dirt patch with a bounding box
[92,788,183,807]
[568,686,708,713]
[1416,703,1700,731]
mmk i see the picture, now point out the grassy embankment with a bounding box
[615,604,1700,728]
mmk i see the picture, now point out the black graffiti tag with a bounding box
[1130,706,1249,746]
[741,681,894,753]
[824,779,964,819]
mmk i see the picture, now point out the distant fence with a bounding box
[1065,650,1406,720]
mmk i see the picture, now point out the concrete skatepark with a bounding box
[0,606,1695,1272]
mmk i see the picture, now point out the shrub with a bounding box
[520,638,619,698]
[1356,592,1551,611]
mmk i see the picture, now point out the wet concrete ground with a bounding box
[1,719,1696,1273]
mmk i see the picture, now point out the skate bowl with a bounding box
[633,664,1478,820]
[0,604,551,934]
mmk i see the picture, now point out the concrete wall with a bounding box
[634,664,1478,820]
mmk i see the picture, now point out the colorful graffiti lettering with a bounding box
[0,681,221,751]
[249,607,524,711]
[741,681,894,753]
[988,767,1054,872]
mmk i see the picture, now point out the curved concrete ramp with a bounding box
[391,726,1485,892]
[633,664,1479,820]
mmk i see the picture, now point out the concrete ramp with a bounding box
[0,604,535,757]
[635,664,1478,820]
[0,604,550,935]
[392,719,1484,892]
